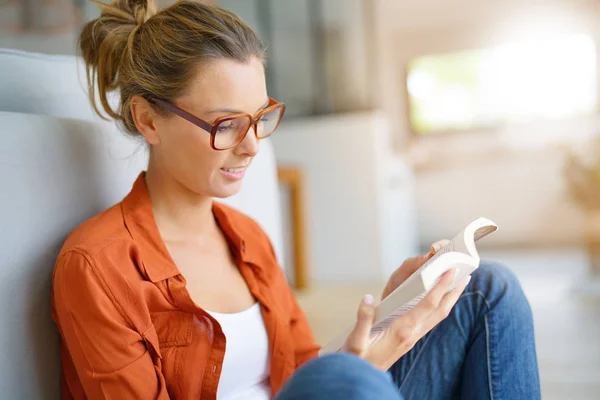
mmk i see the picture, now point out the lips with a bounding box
[219,165,249,180]
[221,167,246,173]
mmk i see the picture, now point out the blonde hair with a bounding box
[79,0,265,135]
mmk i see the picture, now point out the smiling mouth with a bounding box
[221,166,247,173]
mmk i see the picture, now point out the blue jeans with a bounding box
[275,261,541,400]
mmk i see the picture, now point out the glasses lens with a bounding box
[256,106,284,138]
[214,116,252,149]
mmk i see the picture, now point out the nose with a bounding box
[234,125,259,157]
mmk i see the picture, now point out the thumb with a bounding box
[430,239,451,255]
[343,294,376,356]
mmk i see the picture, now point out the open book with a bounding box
[319,217,498,356]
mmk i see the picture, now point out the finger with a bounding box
[429,239,451,255]
[417,275,471,336]
[343,294,376,356]
[395,268,457,327]
[373,270,460,363]
[404,256,426,273]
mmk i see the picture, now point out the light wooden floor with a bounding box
[295,247,600,400]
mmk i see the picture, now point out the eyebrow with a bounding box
[206,99,270,115]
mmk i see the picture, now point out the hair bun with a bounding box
[128,0,156,27]
[79,0,158,123]
[90,0,156,27]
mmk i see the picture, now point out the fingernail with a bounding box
[464,276,472,286]
[362,294,374,305]
[432,243,441,252]
[453,269,459,281]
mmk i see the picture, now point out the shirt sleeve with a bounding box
[52,250,170,399]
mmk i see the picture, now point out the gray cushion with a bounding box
[0,48,102,120]
[0,112,146,399]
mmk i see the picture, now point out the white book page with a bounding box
[426,218,497,266]
[370,292,426,336]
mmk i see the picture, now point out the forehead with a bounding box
[183,57,267,110]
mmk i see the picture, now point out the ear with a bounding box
[130,96,161,145]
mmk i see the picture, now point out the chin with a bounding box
[210,182,244,199]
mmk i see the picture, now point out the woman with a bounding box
[51,0,541,399]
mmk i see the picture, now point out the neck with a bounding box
[145,162,217,243]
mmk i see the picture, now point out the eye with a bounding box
[259,114,270,122]
[217,122,236,133]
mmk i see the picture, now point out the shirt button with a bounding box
[212,364,217,373]
[241,243,246,253]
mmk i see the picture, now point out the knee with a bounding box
[278,353,401,400]
[295,353,384,383]
[468,261,533,321]
[301,352,367,370]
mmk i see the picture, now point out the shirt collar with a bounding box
[121,173,263,283]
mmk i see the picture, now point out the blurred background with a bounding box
[2,0,600,398]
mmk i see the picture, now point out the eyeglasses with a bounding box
[148,97,286,150]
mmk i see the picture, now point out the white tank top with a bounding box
[206,303,272,400]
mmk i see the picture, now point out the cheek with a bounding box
[157,121,223,178]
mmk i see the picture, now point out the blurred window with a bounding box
[407,34,598,135]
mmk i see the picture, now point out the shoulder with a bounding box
[52,202,146,327]
[60,202,132,256]
[53,201,137,299]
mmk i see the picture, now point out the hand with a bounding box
[381,239,450,300]
[342,268,471,370]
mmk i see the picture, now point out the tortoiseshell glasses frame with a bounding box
[149,97,286,150]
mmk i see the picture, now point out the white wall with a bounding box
[415,148,586,248]
[370,0,599,248]
[374,0,600,146]
[409,116,599,247]
[272,112,419,283]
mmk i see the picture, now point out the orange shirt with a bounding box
[51,173,320,399]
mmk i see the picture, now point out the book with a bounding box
[319,217,498,356]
